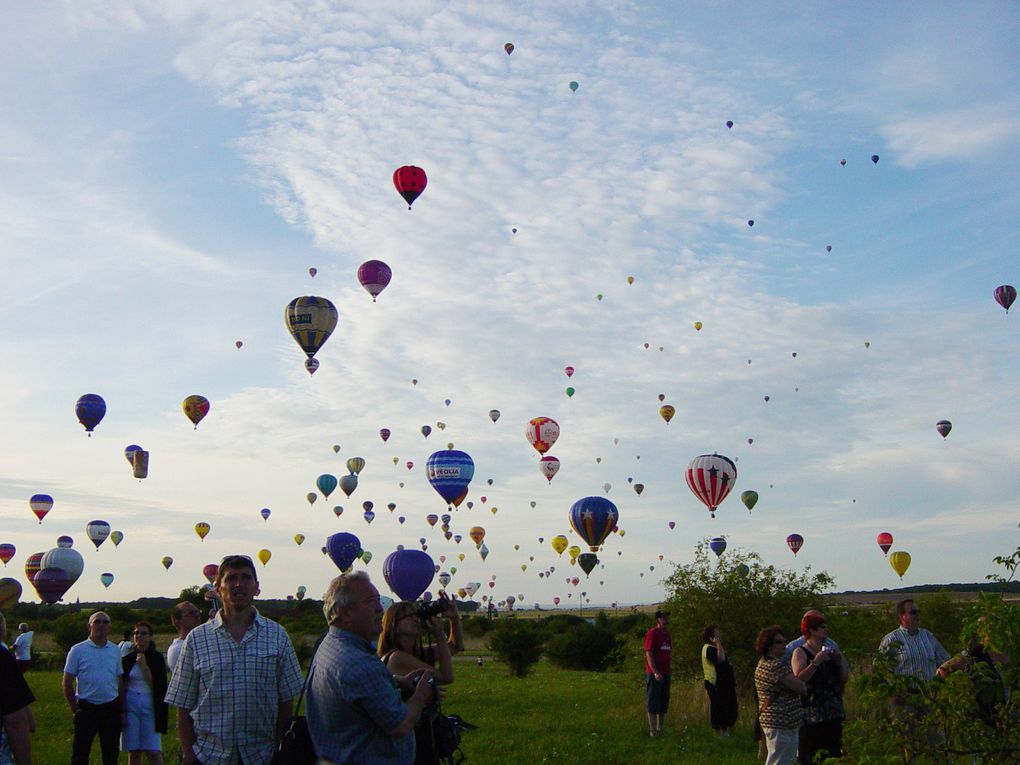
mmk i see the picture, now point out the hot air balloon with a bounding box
[383,549,435,601]
[686,454,737,518]
[257,549,272,566]
[633,483,644,496]
[438,572,452,588]
[202,564,219,584]
[296,586,306,601]
[308,267,317,278]
[358,260,392,301]
[551,536,568,556]
[236,340,243,349]
[393,165,428,209]
[378,428,391,443]
[577,553,598,576]
[740,490,758,513]
[659,405,675,424]
[994,285,1017,313]
[568,497,618,552]
[469,527,486,547]
[709,537,727,557]
[565,387,575,398]
[539,455,560,483]
[840,158,847,166]
[0,544,14,566]
[124,444,143,464]
[725,120,733,128]
[421,425,432,439]
[260,508,271,521]
[363,510,375,524]
[317,474,338,499]
[877,532,893,556]
[285,296,338,374]
[361,551,373,565]
[889,551,911,579]
[504,42,514,55]
[100,572,114,589]
[75,394,106,435]
[86,521,111,550]
[569,81,578,92]
[345,457,366,476]
[29,494,53,524]
[871,154,880,164]
[57,536,73,549]
[478,544,489,561]
[786,534,804,556]
[292,534,305,546]
[33,568,74,604]
[340,474,358,498]
[194,522,210,541]
[693,321,703,332]
[326,532,363,571]
[131,449,149,479]
[525,417,559,454]
[935,420,952,439]
[426,449,474,508]
[24,553,43,584]
[41,547,84,586]
[110,531,123,547]
[182,395,210,428]
[306,492,318,506]
[0,578,22,609]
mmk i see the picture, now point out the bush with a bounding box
[545,621,625,671]
[462,615,495,638]
[51,613,90,654]
[487,619,545,677]
[661,541,834,687]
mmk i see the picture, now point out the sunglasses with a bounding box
[907,609,921,616]
[220,554,253,566]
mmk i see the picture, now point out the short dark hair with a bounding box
[702,625,718,643]
[133,621,154,637]
[755,625,785,658]
[896,599,916,617]
[215,555,258,587]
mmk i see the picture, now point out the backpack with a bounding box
[417,704,470,765]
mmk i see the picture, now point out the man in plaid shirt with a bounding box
[166,555,303,765]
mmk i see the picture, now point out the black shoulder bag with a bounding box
[271,649,317,765]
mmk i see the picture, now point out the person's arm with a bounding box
[427,618,456,684]
[713,638,726,664]
[792,646,830,682]
[2,706,32,764]
[61,673,77,714]
[387,670,434,738]
[781,671,808,695]
[446,607,464,656]
[176,707,198,765]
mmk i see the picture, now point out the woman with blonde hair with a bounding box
[377,596,463,684]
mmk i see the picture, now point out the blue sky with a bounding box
[1,1,1018,608]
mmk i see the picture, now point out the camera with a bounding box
[415,592,450,621]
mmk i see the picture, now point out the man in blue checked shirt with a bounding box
[307,571,435,765]
[166,554,303,765]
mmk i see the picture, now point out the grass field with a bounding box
[24,662,761,764]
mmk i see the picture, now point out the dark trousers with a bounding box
[71,699,121,765]
[799,718,843,764]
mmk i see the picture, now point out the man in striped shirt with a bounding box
[166,555,303,765]
[878,599,950,681]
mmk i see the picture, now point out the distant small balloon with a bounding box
[725,120,733,128]
[871,154,880,164]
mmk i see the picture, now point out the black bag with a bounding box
[417,705,472,765]
[271,653,317,765]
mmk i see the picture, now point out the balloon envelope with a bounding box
[86,520,111,550]
[889,551,911,579]
[33,567,73,604]
[994,284,1016,313]
[392,166,428,208]
[568,496,618,552]
[709,536,727,557]
[786,534,804,555]
[935,420,952,439]
[24,552,44,584]
[577,553,598,576]
[182,395,210,428]
[539,455,560,483]
[0,578,22,609]
[285,296,338,364]
[327,532,363,572]
[383,549,435,601]
[358,260,393,301]
[100,572,114,588]
[202,564,219,584]
[525,417,560,454]
[75,394,106,434]
[317,474,338,499]
[41,547,84,584]
[877,532,894,555]
[257,549,271,565]
[686,454,737,518]
[29,494,53,523]
[340,474,359,497]
[740,490,759,512]
[426,450,474,506]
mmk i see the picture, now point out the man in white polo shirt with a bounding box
[62,611,123,765]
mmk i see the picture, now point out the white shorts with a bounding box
[121,690,162,752]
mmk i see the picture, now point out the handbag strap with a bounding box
[294,635,325,714]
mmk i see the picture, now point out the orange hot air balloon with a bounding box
[469,526,486,546]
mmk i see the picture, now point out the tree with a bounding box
[487,619,545,677]
[661,541,834,686]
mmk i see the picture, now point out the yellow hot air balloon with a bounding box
[293,534,305,546]
[182,395,211,428]
[659,405,676,424]
[889,551,911,579]
[626,275,635,285]
[490,506,498,515]
[457,553,465,562]
[694,321,703,331]
[469,526,486,546]
[194,522,210,541]
[257,549,272,566]
[551,535,568,555]
[346,457,366,475]
[568,545,581,561]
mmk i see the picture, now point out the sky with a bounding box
[1,1,1018,609]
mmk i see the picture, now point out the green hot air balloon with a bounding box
[740,490,758,513]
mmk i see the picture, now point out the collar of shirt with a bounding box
[210,608,265,642]
[331,625,375,655]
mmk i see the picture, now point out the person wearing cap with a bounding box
[165,554,302,765]
[63,611,124,765]
[879,599,949,681]
[790,613,850,764]
[10,625,32,674]
[643,610,672,737]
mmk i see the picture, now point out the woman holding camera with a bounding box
[790,613,849,764]
[377,596,463,685]
[120,621,168,765]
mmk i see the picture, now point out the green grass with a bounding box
[24,663,759,764]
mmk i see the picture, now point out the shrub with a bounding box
[462,615,495,638]
[51,613,90,654]
[487,619,545,677]
[545,621,625,671]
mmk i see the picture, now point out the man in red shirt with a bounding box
[644,610,672,736]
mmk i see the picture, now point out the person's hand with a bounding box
[396,668,427,695]
[815,646,833,663]
[136,652,148,667]
[653,672,663,681]
[410,669,436,704]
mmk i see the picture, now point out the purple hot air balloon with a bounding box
[33,567,74,604]
[358,260,393,302]
[383,549,435,601]
[326,532,363,572]
[260,508,271,521]
[710,536,727,557]
[994,285,1016,314]
[787,534,804,556]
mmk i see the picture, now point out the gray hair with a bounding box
[322,571,371,625]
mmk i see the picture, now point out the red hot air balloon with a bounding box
[358,260,392,301]
[393,166,427,209]
[685,454,737,518]
[787,534,804,555]
[564,366,574,378]
[994,285,1017,313]
[877,532,893,556]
